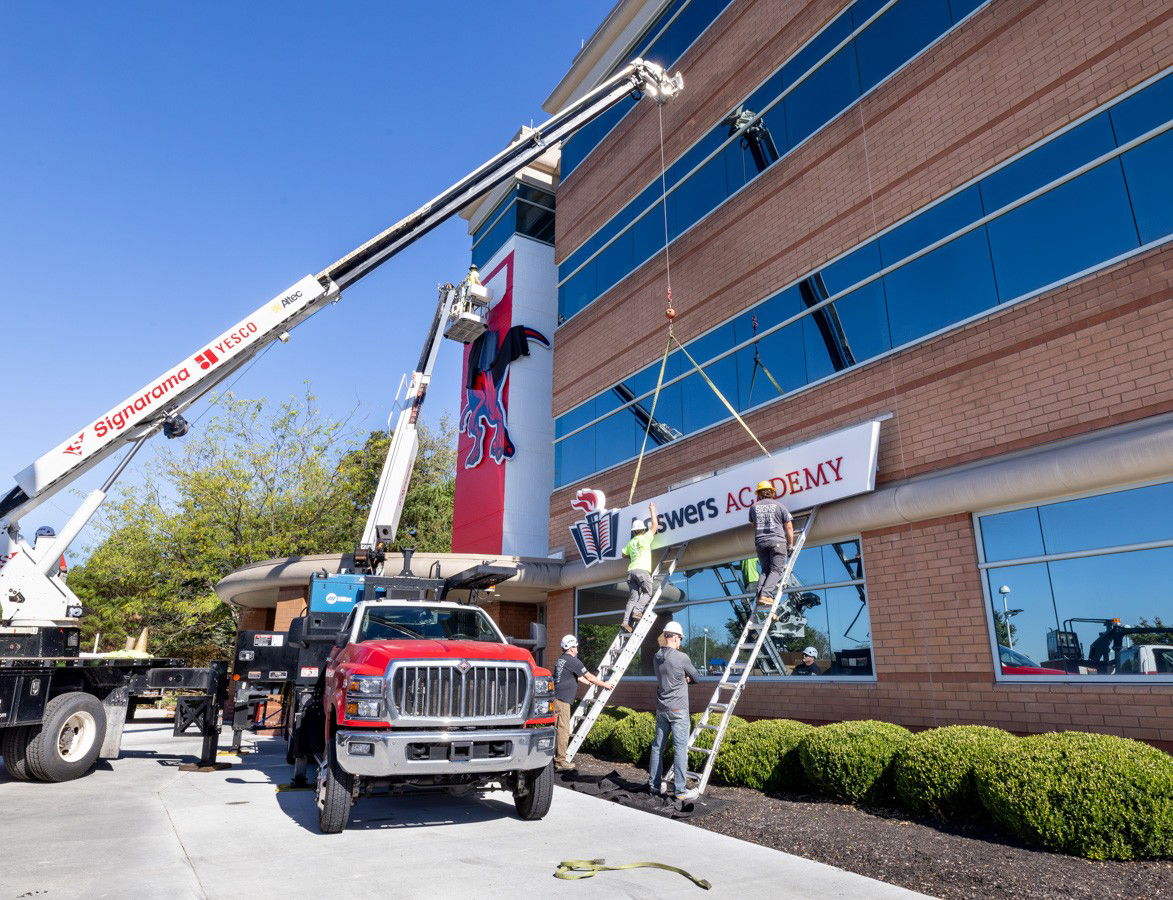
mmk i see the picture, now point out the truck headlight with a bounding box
[533,678,555,696]
[531,698,555,716]
[347,675,383,695]
[346,699,386,719]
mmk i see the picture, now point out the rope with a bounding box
[627,331,673,505]
[672,333,770,457]
[554,858,711,890]
[622,104,771,507]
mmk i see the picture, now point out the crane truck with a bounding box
[0,59,684,821]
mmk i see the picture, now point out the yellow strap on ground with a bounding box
[554,858,712,890]
[627,331,674,506]
[672,334,771,458]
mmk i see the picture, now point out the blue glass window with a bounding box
[884,227,998,346]
[1109,76,1173,144]
[986,159,1139,302]
[853,0,951,94]
[1120,131,1173,244]
[978,482,1173,680]
[783,43,860,150]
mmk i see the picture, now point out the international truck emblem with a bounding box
[457,659,471,674]
[569,489,620,567]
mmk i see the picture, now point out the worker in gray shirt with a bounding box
[748,480,794,609]
[647,620,700,802]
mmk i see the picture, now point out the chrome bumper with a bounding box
[334,726,555,777]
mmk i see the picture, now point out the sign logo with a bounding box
[569,489,621,567]
[0,551,17,572]
[63,432,85,456]
[457,659,471,674]
[459,324,549,468]
[195,347,219,370]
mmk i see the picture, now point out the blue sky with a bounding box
[1,2,608,546]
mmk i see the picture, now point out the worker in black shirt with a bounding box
[552,634,615,771]
[791,646,822,675]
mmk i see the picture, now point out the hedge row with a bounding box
[573,706,1173,860]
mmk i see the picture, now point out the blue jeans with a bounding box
[647,709,690,795]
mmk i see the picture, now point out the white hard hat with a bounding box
[561,634,579,650]
[630,518,648,532]
[803,646,818,658]
[662,621,684,637]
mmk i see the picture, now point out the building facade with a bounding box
[455,0,1173,747]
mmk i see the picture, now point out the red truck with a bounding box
[305,597,557,833]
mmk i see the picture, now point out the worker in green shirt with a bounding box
[621,503,658,633]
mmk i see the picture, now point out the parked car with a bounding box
[999,645,1067,675]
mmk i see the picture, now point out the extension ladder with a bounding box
[564,542,688,763]
[683,507,819,794]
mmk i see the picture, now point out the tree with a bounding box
[1128,617,1171,646]
[992,609,1019,649]
[67,389,457,664]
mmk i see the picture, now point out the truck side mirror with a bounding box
[287,617,307,649]
[333,631,349,648]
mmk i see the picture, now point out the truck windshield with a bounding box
[358,606,501,643]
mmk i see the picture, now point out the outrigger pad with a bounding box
[556,769,730,820]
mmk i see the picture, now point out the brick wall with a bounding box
[478,600,541,640]
[272,587,308,633]
[553,0,1171,409]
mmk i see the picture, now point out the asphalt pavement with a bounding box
[0,717,929,899]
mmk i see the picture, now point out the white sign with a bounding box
[569,420,881,566]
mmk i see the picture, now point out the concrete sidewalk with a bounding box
[0,719,930,899]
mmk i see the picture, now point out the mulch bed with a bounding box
[563,753,1173,899]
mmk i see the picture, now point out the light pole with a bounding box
[703,627,710,670]
[998,585,1013,648]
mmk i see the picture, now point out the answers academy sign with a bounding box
[569,420,881,566]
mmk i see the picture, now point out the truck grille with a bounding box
[388,661,531,725]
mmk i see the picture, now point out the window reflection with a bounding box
[979,484,1173,680]
[574,541,872,679]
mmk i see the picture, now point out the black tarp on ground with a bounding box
[556,768,730,820]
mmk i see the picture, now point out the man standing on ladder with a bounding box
[749,481,795,609]
[647,620,700,802]
[620,503,659,632]
[553,635,615,772]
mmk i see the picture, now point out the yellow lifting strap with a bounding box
[554,858,712,890]
[627,324,771,505]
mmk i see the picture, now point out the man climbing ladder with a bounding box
[563,541,688,764]
[683,508,819,796]
[749,481,795,608]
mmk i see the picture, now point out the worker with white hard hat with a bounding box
[552,634,615,771]
[748,480,794,609]
[791,645,822,676]
[620,502,659,633]
[647,619,700,802]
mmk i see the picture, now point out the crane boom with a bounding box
[1,58,682,531]
[0,57,683,628]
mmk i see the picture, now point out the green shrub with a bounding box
[579,710,620,755]
[714,719,814,791]
[799,720,911,803]
[609,706,637,721]
[684,713,748,774]
[607,712,656,764]
[893,725,1017,821]
[974,731,1173,860]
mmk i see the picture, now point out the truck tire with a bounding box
[317,752,354,834]
[1,726,39,782]
[27,692,107,783]
[513,761,553,820]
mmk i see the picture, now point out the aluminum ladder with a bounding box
[564,542,688,763]
[683,507,818,794]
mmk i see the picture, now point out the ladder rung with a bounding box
[738,642,756,650]
[716,682,736,690]
[697,723,719,731]
[685,770,704,781]
[688,746,712,755]
[708,703,728,712]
